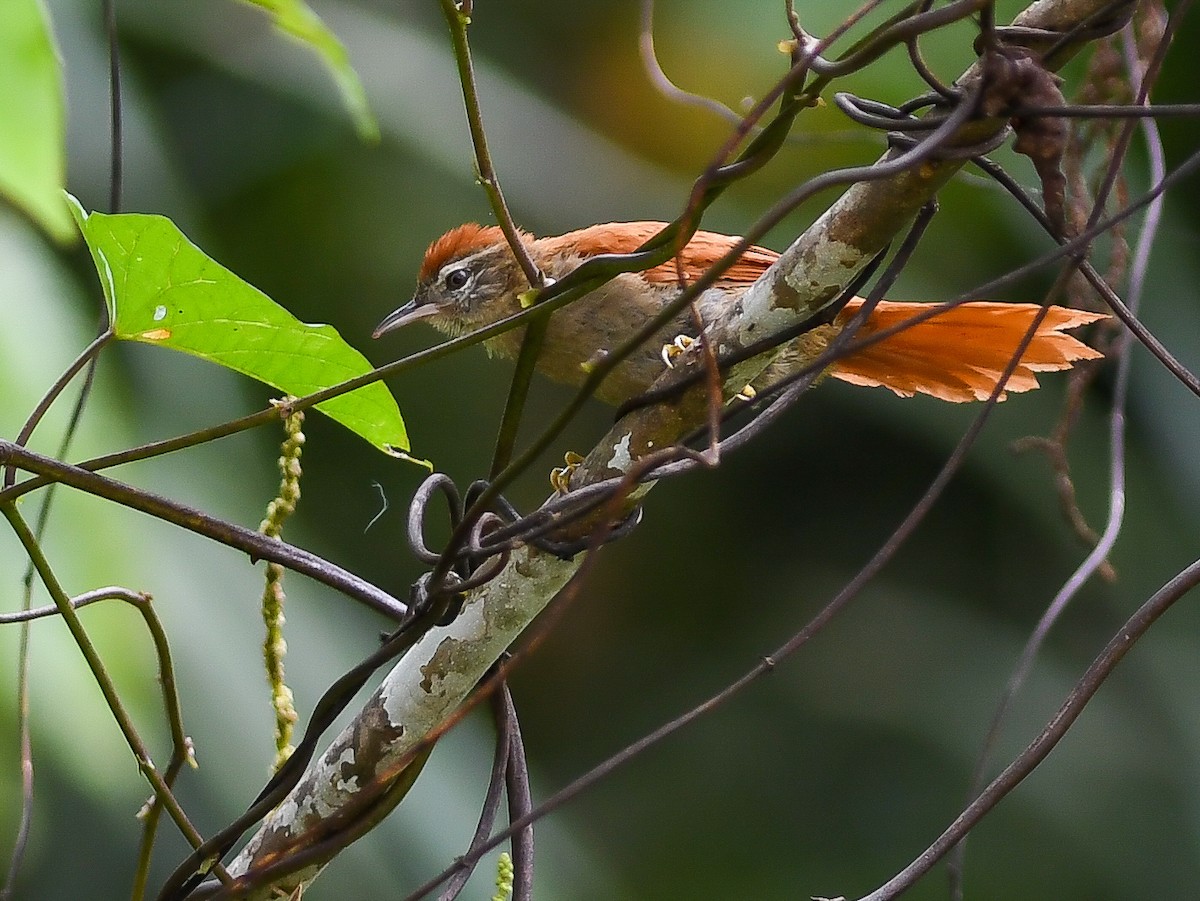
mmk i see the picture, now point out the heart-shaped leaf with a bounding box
[70,197,420,462]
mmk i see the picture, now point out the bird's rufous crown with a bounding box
[418,223,522,282]
[418,220,783,288]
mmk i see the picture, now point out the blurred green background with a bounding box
[3,0,1200,898]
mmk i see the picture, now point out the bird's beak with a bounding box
[372,298,441,338]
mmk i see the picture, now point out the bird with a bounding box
[373,221,1106,406]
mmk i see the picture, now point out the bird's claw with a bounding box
[660,334,698,369]
[549,451,585,495]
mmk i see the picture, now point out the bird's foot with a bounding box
[549,451,585,495]
[660,334,698,369]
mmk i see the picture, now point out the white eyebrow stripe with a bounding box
[440,247,496,277]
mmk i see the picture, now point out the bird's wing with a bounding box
[545,222,779,287]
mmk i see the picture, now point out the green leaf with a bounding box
[0,0,73,242]
[238,0,379,142]
[68,197,421,462]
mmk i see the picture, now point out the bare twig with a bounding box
[0,441,407,621]
[856,555,1200,901]
[436,688,513,901]
[1,508,217,889]
[103,0,122,215]
[1,331,112,490]
[638,0,746,124]
[948,8,1175,895]
[435,0,549,476]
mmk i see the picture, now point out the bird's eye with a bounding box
[444,268,470,291]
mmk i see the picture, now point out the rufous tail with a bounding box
[830,300,1107,402]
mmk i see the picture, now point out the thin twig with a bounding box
[0,442,408,621]
[638,0,753,124]
[436,688,513,901]
[0,507,217,887]
[948,10,1175,895]
[435,0,550,477]
[856,556,1200,901]
[103,0,123,215]
[501,685,534,901]
[437,0,541,288]
[1,330,112,490]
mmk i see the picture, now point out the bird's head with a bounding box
[373,224,534,340]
